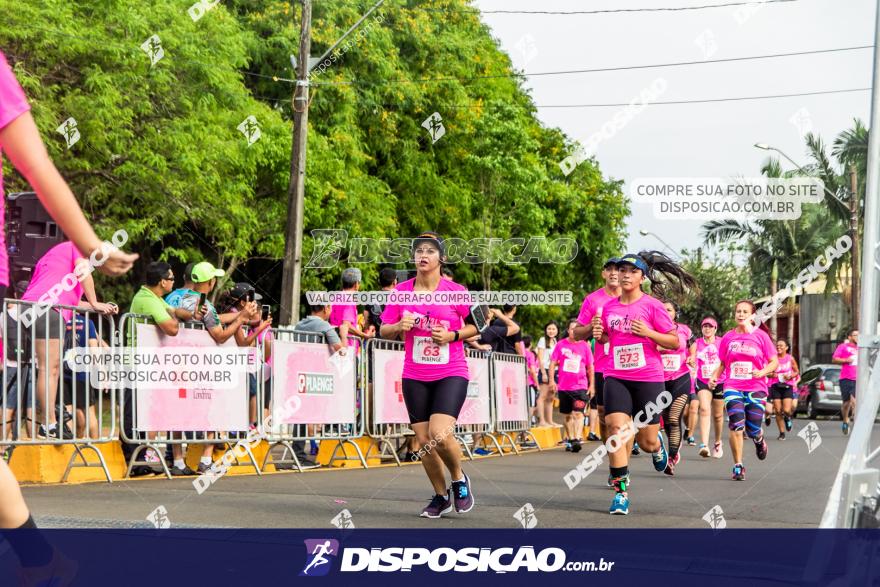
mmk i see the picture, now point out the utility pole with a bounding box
[280,0,312,326]
[850,164,860,328]
[279,0,386,325]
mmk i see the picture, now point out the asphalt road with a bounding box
[21,418,874,529]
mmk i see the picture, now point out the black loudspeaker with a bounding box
[5,192,65,282]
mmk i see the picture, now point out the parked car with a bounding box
[796,364,842,419]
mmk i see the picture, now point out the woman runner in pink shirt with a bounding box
[591,251,698,515]
[689,316,726,458]
[380,232,479,519]
[657,301,692,476]
[0,48,137,582]
[768,339,799,440]
[709,300,778,481]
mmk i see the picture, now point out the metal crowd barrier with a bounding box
[364,337,414,466]
[1,299,117,482]
[489,351,541,454]
[258,328,366,472]
[118,313,261,479]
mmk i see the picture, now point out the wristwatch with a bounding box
[453,330,460,342]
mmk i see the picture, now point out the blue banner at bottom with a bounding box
[1,529,878,586]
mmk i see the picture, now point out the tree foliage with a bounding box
[1,0,627,333]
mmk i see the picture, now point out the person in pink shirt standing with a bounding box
[689,316,726,459]
[574,257,620,443]
[329,268,373,356]
[657,301,692,475]
[522,336,540,426]
[591,252,697,515]
[549,319,594,453]
[832,329,858,435]
[380,232,479,519]
[0,48,137,582]
[709,300,778,481]
[20,241,118,440]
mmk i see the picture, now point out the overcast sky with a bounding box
[474,0,874,259]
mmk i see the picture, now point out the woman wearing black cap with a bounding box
[591,251,697,515]
[380,232,480,518]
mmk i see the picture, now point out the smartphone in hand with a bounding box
[261,304,270,321]
[198,292,207,313]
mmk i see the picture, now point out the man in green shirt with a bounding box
[125,262,196,476]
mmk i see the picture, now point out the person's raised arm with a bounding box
[209,312,247,345]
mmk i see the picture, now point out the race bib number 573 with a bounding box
[614,343,646,370]
[413,336,449,365]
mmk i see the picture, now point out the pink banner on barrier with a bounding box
[273,339,356,425]
[458,355,491,425]
[494,359,528,422]
[372,348,408,424]
[135,325,248,432]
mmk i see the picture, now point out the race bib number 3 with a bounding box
[613,344,646,370]
[413,336,449,365]
[730,361,753,380]
[662,354,682,372]
[562,356,581,374]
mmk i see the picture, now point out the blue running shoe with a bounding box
[631,442,641,456]
[652,432,669,472]
[451,474,475,513]
[609,492,629,515]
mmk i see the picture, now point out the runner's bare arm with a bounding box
[637,323,678,350]
[754,355,778,378]
[572,323,591,341]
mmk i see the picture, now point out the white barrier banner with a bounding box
[135,324,248,431]
[273,339,356,425]
[493,357,529,422]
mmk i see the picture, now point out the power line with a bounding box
[257,86,869,110]
[412,0,802,15]
[310,45,873,86]
[534,87,870,108]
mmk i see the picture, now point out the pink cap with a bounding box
[701,318,718,328]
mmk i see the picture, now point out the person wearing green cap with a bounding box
[179,261,257,473]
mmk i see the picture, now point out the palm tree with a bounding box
[832,119,868,324]
[702,160,842,340]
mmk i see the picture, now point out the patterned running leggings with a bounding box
[723,388,767,440]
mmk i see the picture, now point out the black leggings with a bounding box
[402,376,469,424]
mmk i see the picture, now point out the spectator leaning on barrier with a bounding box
[225,282,272,427]
[20,241,118,440]
[164,262,195,307]
[125,261,197,477]
[479,305,522,356]
[180,262,255,473]
[329,267,372,353]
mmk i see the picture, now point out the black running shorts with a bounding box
[402,376,469,424]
